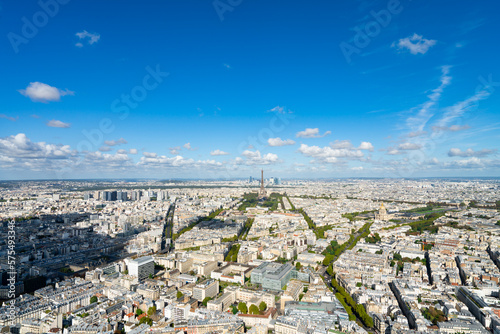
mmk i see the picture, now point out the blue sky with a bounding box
[1,0,499,179]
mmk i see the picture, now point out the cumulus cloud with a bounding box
[0,133,74,160]
[75,30,100,46]
[138,154,223,170]
[296,128,331,138]
[235,150,280,165]
[210,149,230,156]
[443,157,485,169]
[330,140,353,149]
[393,33,437,55]
[129,148,138,154]
[386,149,403,155]
[83,151,133,169]
[330,140,373,151]
[47,120,71,128]
[448,148,496,157]
[104,138,127,146]
[297,143,364,164]
[19,82,74,103]
[358,142,374,151]
[183,143,197,151]
[268,137,296,147]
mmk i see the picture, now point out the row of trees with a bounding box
[225,244,241,262]
[325,223,372,275]
[331,275,374,328]
[286,195,296,210]
[298,208,316,230]
[239,218,255,240]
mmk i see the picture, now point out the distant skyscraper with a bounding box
[259,169,267,199]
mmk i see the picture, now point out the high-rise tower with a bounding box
[259,169,267,199]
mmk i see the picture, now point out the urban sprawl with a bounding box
[1,175,500,334]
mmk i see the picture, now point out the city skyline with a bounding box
[1,0,500,180]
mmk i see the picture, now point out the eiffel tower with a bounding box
[258,169,267,199]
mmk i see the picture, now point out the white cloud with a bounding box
[351,166,364,171]
[297,143,363,164]
[329,140,373,151]
[443,157,484,169]
[393,33,437,55]
[75,30,100,46]
[398,142,422,150]
[138,154,223,170]
[0,133,74,160]
[448,148,496,157]
[296,128,331,138]
[19,82,74,103]
[211,149,230,156]
[358,142,374,151]
[268,137,296,147]
[330,140,353,149]
[386,149,403,155]
[129,148,138,154]
[236,150,280,165]
[104,138,127,146]
[47,120,71,128]
[183,143,197,151]
[83,151,132,169]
